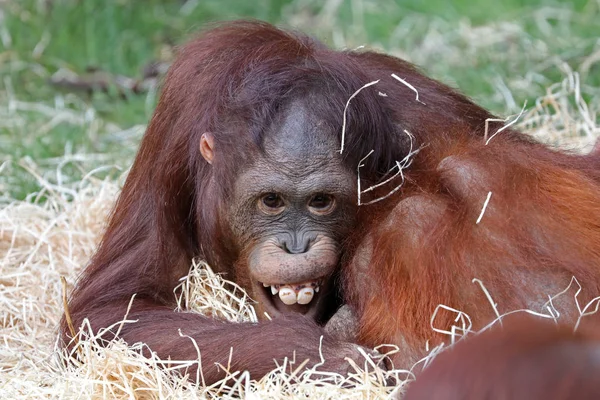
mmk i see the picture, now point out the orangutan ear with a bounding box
[200,133,215,164]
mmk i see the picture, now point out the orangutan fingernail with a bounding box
[279,287,297,305]
[297,287,314,304]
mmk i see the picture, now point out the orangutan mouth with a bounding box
[261,280,322,305]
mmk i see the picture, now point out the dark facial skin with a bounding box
[227,99,357,321]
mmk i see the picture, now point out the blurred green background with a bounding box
[0,0,599,199]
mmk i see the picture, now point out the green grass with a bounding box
[0,0,598,199]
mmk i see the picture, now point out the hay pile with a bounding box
[1,66,598,398]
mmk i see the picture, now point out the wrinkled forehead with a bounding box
[262,98,342,164]
[233,98,354,196]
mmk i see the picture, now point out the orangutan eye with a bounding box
[308,193,335,214]
[259,193,285,214]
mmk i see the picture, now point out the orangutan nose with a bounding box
[281,235,313,254]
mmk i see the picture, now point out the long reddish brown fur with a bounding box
[61,20,600,382]
[403,317,600,399]
[340,47,600,366]
[345,84,600,365]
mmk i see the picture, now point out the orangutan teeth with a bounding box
[278,287,297,305]
[269,281,320,305]
[296,287,314,305]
